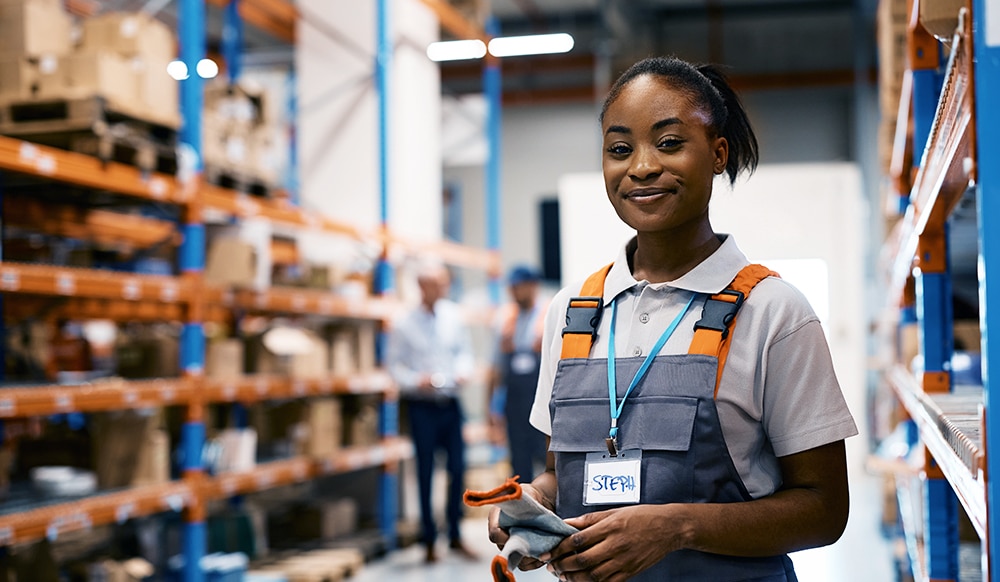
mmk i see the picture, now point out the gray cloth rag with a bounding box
[465,477,578,580]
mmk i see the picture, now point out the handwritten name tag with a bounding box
[584,450,642,505]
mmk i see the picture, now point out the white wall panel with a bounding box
[297,0,441,238]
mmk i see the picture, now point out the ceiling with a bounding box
[115,0,877,106]
[442,0,875,105]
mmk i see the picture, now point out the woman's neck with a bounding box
[629,229,722,283]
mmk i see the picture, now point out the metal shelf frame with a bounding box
[0,1,498,579]
[881,0,999,579]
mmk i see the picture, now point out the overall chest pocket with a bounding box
[549,395,699,453]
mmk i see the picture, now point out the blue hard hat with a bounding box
[508,265,540,285]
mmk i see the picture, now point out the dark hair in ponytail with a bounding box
[599,56,759,185]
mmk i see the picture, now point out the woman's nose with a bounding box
[628,148,662,181]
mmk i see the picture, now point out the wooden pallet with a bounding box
[250,547,365,582]
[204,163,277,198]
[0,96,178,175]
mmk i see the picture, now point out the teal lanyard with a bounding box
[607,293,697,445]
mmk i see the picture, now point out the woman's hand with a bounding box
[486,483,551,572]
[540,504,684,582]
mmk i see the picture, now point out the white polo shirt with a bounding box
[530,234,858,499]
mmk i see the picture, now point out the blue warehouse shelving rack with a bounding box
[880,0,1000,579]
[0,0,500,580]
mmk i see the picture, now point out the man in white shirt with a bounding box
[387,263,477,563]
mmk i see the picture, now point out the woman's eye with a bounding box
[659,138,683,149]
[606,144,631,156]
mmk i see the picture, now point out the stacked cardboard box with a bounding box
[919,0,965,40]
[0,0,73,102]
[91,410,169,489]
[876,0,908,173]
[250,326,330,380]
[304,397,342,458]
[75,11,179,127]
[0,4,179,128]
[203,80,280,189]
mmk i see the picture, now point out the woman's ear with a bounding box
[713,137,729,175]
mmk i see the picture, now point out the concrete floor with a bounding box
[350,465,899,582]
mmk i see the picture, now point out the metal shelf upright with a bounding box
[177,0,208,579]
[879,0,1000,578]
[972,0,1000,574]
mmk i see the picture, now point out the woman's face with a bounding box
[601,74,728,236]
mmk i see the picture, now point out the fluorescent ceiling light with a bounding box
[427,39,487,62]
[167,60,189,80]
[197,58,220,79]
[488,33,574,57]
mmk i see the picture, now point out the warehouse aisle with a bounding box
[351,465,897,581]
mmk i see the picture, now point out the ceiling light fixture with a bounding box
[426,39,487,62]
[487,33,574,58]
[197,58,220,79]
[427,33,575,62]
[166,60,189,80]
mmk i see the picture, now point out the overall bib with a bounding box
[502,347,547,480]
[549,264,797,581]
[500,304,548,481]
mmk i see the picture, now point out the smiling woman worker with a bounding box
[487,56,858,581]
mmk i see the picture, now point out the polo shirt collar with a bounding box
[603,234,750,301]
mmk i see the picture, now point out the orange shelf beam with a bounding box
[207,0,296,44]
[230,287,397,321]
[205,440,414,500]
[886,365,986,539]
[0,263,193,304]
[0,379,193,419]
[885,25,973,304]
[0,136,186,205]
[201,184,368,241]
[203,372,395,403]
[0,482,193,547]
[387,234,501,275]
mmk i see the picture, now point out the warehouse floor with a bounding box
[352,466,898,581]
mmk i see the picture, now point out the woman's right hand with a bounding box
[486,483,549,572]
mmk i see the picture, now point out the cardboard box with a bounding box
[919,0,964,40]
[330,328,358,377]
[0,55,41,102]
[0,0,73,57]
[131,427,170,486]
[213,428,257,473]
[87,558,155,582]
[132,53,180,127]
[79,12,175,64]
[304,397,341,458]
[347,398,379,447]
[37,51,139,109]
[206,339,246,379]
[356,322,377,374]
[291,498,359,540]
[252,327,329,380]
[206,220,273,290]
[114,326,179,379]
[91,410,163,489]
[205,237,258,288]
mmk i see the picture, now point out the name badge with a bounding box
[583,450,642,506]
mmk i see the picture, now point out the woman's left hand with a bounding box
[540,504,683,582]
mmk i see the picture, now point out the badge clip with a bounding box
[605,436,618,457]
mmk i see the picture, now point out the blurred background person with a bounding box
[386,263,478,564]
[489,265,548,482]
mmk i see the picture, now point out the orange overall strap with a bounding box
[559,263,613,359]
[688,264,779,397]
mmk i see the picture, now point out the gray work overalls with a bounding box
[549,265,797,581]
